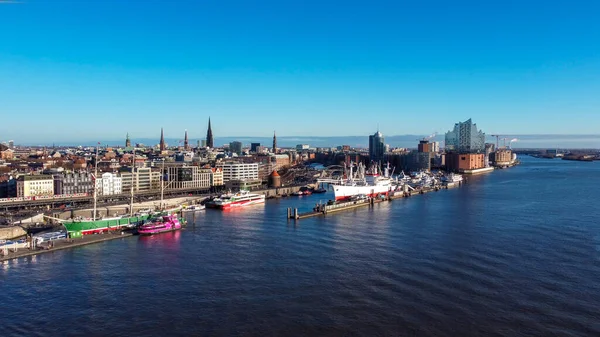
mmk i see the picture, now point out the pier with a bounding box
[287,182,460,220]
[1,231,135,262]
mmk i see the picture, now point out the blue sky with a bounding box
[1,0,599,144]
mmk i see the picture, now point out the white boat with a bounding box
[442,173,463,183]
[182,205,205,213]
[328,162,397,201]
[207,190,265,210]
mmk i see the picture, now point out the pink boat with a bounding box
[137,214,182,235]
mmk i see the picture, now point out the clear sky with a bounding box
[1,0,599,143]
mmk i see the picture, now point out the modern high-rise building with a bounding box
[369,131,385,162]
[250,143,261,153]
[206,117,214,148]
[444,118,486,153]
[229,141,243,155]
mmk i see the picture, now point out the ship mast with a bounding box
[92,145,99,221]
[129,153,135,217]
[160,158,165,211]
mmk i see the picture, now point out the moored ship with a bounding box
[137,214,182,235]
[207,190,265,209]
[327,162,397,201]
[62,214,153,237]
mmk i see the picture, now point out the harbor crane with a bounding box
[491,134,503,149]
[417,132,437,142]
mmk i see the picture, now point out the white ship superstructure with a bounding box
[327,162,397,201]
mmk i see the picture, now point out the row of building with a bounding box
[0,159,289,198]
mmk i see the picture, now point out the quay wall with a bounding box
[0,226,27,240]
[257,186,302,198]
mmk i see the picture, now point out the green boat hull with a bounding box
[63,215,152,238]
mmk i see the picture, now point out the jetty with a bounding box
[287,182,461,220]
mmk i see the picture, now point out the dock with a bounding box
[0,231,135,262]
[287,182,461,220]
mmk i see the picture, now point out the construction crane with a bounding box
[417,132,437,142]
[491,135,503,149]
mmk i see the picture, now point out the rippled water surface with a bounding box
[2,157,600,336]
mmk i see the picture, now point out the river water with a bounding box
[2,157,600,336]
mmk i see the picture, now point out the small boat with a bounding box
[303,191,312,196]
[291,191,303,196]
[441,173,463,183]
[182,205,205,213]
[137,214,182,235]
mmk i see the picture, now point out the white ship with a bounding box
[208,190,265,210]
[441,173,463,183]
[327,162,397,201]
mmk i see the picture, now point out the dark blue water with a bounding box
[2,157,600,336]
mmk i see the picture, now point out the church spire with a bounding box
[159,127,165,151]
[272,130,277,153]
[125,133,131,148]
[206,117,214,148]
[184,129,189,151]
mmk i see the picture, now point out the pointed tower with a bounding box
[272,131,277,153]
[184,130,189,151]
[206,117,214,148]
[159,128,165,151]
[125,133,131,148]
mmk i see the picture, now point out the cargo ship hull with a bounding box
[62,215,152,238]
[332,184,393,201]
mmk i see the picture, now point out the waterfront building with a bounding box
[369,131,385,162]
[97,172,122,196]
[159,128,166,152]
[120,167,161,193]
[211,167,224,187]
[16,175,54,197]
[229,141,243,155]
[269,170,281,188]
[491,149,513,167]
[445,153,486,172]
[445,118,486,153]
[53,172,94,195]
[164,165,211,190]
[216,162,259,182]
[206,117,214,148]
[408,151,432,171]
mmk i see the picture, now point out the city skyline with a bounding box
[1,1,600,141]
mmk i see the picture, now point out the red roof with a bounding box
[270,170,280,177]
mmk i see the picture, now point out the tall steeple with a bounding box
[159,127,165,151]
[272,131,277,153]
[184,129,189,151]
[125,133,131,148]
[206,117,214,148]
